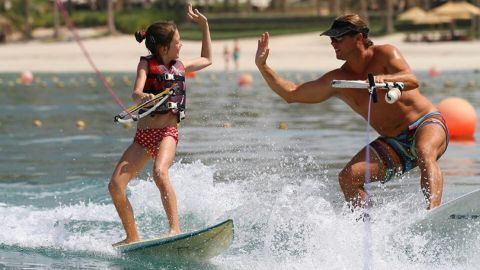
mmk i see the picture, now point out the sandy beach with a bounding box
[1,28,480,73]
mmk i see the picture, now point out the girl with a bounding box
[108,4,212,246]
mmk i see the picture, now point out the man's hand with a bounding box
[186,3,208,27]
[255,32,270,67]
[373,75,387,83]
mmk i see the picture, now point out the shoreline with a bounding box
[1,29,480,73]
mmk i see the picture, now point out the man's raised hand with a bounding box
[255,32,270,67]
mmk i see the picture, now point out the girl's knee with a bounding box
[153,167,169,185]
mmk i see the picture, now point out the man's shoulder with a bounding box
[372,44,398,55]
[322,68,346,80]
[371,44,404,64]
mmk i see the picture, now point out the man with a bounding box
[255,15,449,210]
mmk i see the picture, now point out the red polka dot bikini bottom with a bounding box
[133,126,178,158]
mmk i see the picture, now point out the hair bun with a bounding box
[134,30,147,43]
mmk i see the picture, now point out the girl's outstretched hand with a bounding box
[187,3,207,26]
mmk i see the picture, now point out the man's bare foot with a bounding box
[112,238,140,247]
[158,229,181,239]
[169,229,181,235]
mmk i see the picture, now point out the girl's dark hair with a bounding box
[134,21,177,59]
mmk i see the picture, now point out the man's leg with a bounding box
[338,142,400,208]
[414,123,448,209]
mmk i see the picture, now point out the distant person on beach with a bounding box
[223,44,231,71]
[108,3,211,246]
[255,15,449,210]
[233,39,240,70]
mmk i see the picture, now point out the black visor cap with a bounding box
[320,20,369,37]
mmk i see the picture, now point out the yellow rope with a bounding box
[123,87,173,113]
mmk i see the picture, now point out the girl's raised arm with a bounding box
[183,3,212,72]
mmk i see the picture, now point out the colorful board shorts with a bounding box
[133,126,178,158]
[369,111,449,183]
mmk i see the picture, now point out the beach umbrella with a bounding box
[413,12,452,25]
[398,6,427,22]
[431,1,480,20]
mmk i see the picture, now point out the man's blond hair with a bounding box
[335,14,373,48]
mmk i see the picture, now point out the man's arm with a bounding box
[374,44,419,91]
[255,32,334,104]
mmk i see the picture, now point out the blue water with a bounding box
[0,70,479,269]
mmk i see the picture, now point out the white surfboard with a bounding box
[391,190,480,258]
[410,189,480,233]
[115,219,234,260]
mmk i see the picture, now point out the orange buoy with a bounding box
[238,73,253,87]
[20,71,34,85]
[437,97,477,141]
[428,67,440,78]
[185,71,197,78]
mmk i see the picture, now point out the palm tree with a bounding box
[115,0,124,10]
[270,0,287,13]
[422,0,432,10]
[383,0,394,34]
[474,0,480,38]
[204,0,210,12]
[24,0,32,39]
[107,0,116,35]
[2,0,41,40]
[359,0,369,25]
[223,0,231,11]
[53,0,60,39]
[234,0,240,13]
[329,0,340,17]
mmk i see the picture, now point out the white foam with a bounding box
[0,202,117,253]
[0,160,242,255]
[128,160,244,223]
[1,160,479,268]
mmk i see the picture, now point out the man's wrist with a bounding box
[256,62,269,72]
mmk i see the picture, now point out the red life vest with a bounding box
[141,55,186,122]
